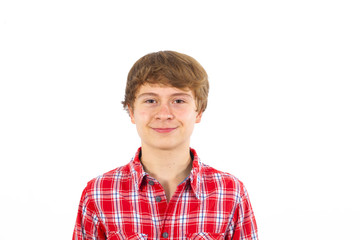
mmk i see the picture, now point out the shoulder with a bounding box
[84,163,132,194]
[200,163,247,200]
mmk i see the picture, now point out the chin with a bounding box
[154,144,179,151]
[146,140,184,151]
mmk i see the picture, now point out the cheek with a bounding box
[177,110,198,124]
[134,110,152,123]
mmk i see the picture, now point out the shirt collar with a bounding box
[130,147,148,191]
[129,147,202,199]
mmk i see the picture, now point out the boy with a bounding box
[73,51,258,239]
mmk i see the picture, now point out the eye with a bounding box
[145,99,157,104]
[173,99,185,104]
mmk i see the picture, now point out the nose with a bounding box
[155,103,174,120]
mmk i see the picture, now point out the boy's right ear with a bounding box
[128,105,136,124]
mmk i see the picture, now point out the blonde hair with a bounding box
[122,51,209,113]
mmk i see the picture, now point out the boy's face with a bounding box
[129,84,202,151]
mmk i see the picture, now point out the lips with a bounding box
[152,128,177,133]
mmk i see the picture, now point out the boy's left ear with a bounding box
[195,111,203,123]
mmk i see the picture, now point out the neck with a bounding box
[140,145,192,183]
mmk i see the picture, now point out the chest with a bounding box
[95,185,236,239]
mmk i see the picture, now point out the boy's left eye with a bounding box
[173,99,185,104]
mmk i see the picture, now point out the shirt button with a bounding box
[162,232,169,238]
[155,196,162,202]
[148,180,154,186]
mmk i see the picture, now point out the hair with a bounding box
[122,50,209,113]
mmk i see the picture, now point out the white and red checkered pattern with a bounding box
[73,148,258,240]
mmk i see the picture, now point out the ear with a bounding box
[195,111,203,123]
[128,105,136,124]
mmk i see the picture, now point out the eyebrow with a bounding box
[137,92,193,99]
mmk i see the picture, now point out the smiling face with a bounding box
[129,84,202,151]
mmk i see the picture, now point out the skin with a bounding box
[128,83,202,201]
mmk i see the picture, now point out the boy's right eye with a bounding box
[145,99,156,104]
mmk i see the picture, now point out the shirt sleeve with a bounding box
[73,184,106,240]
[231,187,258,240]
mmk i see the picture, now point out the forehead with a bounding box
[136,84,194,98]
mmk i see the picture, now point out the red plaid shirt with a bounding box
[73,148,258,240]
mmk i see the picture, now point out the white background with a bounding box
[1,0,359,239]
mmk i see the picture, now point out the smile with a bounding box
[152,128,177,133]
